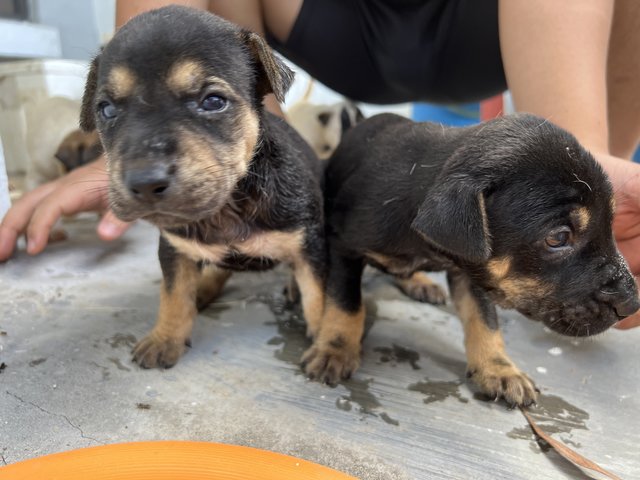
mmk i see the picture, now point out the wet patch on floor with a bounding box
[507,394,589,454]
[374,344,421,370]
[259,292,308,367]
[90,361,110,381]
[337,377,400,426]
[259,291,400,427]
[200,302,233,320]
[28,358,47,367]
[408,378,469,405]
[108,357,131,372]
[106,333,137,349]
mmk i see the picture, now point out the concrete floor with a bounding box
[0,216,638,479]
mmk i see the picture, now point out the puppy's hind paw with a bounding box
[395,272,447,305]
[469,363,539,408]
[301,342,361,385]
[132,334,188,369]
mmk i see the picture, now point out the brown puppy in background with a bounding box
[55,129,103,173]
[305,113,640,407]
[79,6,327,369]
[23,97,102,190]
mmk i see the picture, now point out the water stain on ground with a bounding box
[374,344,421,370]
[408,378,469,404]
[337,377,400,426]
[506,394,589,454]
[200,302,233,320]
[108,357,132,371]
[28,358,46,367]
[259,292,308,367]
[260,291,399,426]
[90,361,110,381]
[106,333,137,349]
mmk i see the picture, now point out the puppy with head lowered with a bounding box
[80,6,326,368]
[305,113,640,406]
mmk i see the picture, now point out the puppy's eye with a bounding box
[99,101,117,120]
[545,227,573,250]
[200,95,227,112]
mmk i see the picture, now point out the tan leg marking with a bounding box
[395,271,447,304]
[292,259,325,339]
[453,278,538,406]
[196,265,232,310]
[132,257,199,369]
[302,301,365,385]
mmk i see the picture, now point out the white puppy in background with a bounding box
[286,80,364,160]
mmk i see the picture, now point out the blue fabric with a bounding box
[412,103,479,126]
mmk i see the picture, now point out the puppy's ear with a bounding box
[80,54,100,132]
[411,161,491,263]
[240,30,294,102]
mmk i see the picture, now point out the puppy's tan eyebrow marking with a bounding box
[108,66,136,98]
[572,207,591,232]
[167,60,206,93]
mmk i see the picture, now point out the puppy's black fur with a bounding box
[304,113,639,406]
[80,6,327,368]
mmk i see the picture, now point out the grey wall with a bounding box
[29,0,115,60]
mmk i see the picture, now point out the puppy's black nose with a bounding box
[613,296,640,318]
[125,167,171,203]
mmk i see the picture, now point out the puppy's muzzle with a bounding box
[123,135,177,203]
[613,296,640,318]
[597,263,640,319]
[124,165,173,203]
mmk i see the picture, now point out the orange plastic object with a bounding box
[0,441,358,480]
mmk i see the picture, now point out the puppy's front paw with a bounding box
[468,359,538,407]
[395,272,447,305]
[301,341,361,385]
[132,334,188,369]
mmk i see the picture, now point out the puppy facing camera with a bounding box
[80,5,327,369]
[305,112,640,407]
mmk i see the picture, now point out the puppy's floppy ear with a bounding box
[240,30,294,102]
[80,54,100,132]
[411,154,492,263]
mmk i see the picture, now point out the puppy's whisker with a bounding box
[572,173,592,192]
[245,170,265,180]
[83,187,110,195]
[70,180,111,186]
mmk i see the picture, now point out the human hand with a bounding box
[0,157,131,261]
[597,154,640,329]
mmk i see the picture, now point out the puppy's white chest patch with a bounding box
[163,229,304,264]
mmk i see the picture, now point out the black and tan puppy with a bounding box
[79,6,326,368]
[304,113,640,406]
